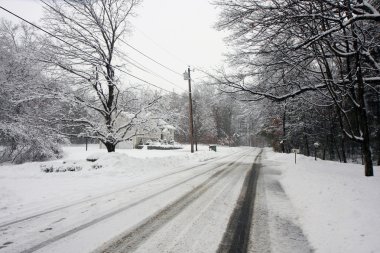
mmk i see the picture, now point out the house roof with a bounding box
[157,119,176,130]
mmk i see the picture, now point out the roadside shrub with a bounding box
[91,164,103,170]
[147,145,183,150]
[86,153,104,162]
[40,164,82,173]
[0,124,67,164]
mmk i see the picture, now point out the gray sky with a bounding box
[0,0,228,94]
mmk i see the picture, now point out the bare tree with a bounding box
[41,0,159,152]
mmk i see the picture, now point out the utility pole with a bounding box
[247,121,250,147]
[193,121,198,151]
[184,67,194,153]
[193,99,198,151]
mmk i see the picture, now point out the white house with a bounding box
[100,118,176,149]
[134,118,176,146]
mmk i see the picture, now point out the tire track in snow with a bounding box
[217,149,262,253]
[0,150,243,229]
[19,150,251,253]
[133,153,253,253]
[94,151,253,253]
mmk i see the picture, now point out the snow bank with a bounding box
[264,149,380,253]
[0,144,241,222]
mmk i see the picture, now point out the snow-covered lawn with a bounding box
[0,144,239,223]
[0,144,252,253]
[263,148,380,253]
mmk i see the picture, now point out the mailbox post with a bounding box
[314,142,320,161]
[292,149,300,164]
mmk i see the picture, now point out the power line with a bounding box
[130,29,208,84]
[38,0,206,89]
[118,52,187,92]
[119,38,183,77]
[37,0,188,92]
[135,27,189,66]
[116,68,173,93]
[0,4,176,94]
[38,0,184,85]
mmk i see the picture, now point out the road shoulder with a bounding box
[248,149,314,253]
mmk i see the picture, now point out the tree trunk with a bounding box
[322,142,326,160]
[357,92,374,175]
[329,136,335,160]
[304,131,310,156]
[334,140,342,162]
[282,104,286,153]
[336,108,347,163]
[349,14,374,176]
[355,52,374,176]
[105,142,116,152]
[377,93,380,166]
[341,136,347,163]
[362,138,373,176]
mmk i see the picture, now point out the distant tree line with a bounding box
[157,83,250,148]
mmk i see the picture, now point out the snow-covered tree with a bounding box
[41,0,155,152]
[0,21,67,163]
[213,0,380,176]
[193,83,218,145]
[159,83,248,146]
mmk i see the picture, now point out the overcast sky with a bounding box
[0,0,228,94]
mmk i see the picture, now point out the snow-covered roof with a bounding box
[157,119,175,130]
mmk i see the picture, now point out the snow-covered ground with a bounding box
[0,144,250,252]
[1,145,379,253]
[262,148,380,253]
[0,144,239,222]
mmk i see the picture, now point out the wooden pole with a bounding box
[188,67,194,153]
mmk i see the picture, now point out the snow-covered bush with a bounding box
[40,165,55,173]
[147,145,183,150]
[86,153,105,162]
[40,164,82,173]
[0,123,66,164]
[91,164,103,170]
[136,143,183,150]
[65,165,83,172]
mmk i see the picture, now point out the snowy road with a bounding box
[0,148,261,253]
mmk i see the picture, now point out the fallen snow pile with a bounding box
[264,149,380,253]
